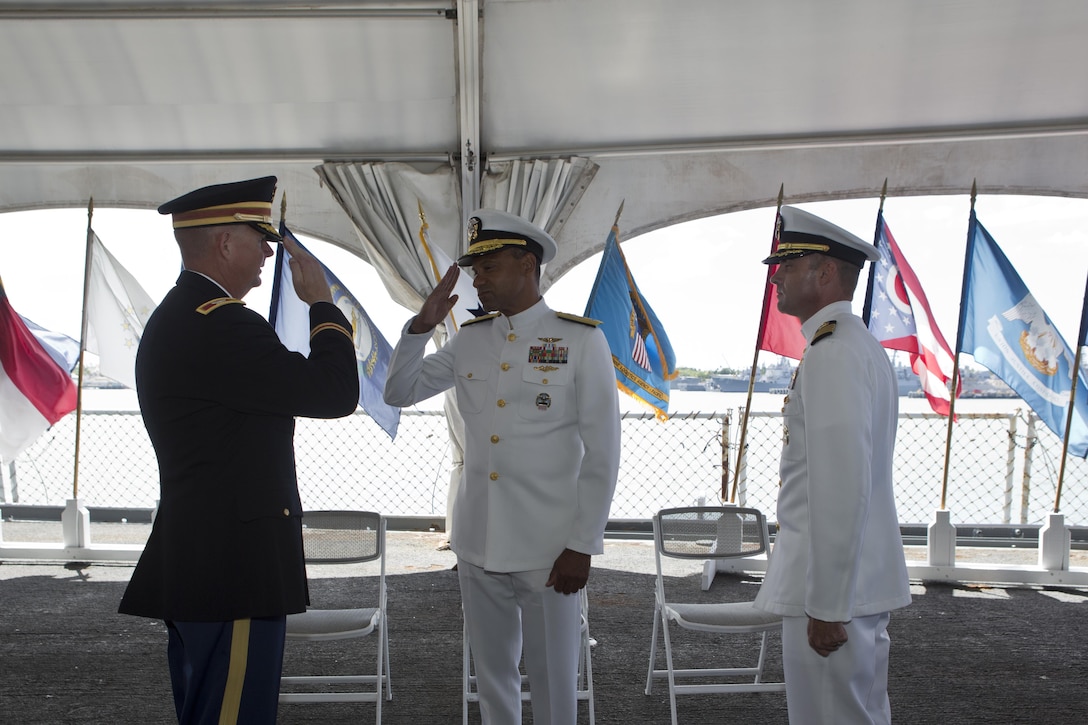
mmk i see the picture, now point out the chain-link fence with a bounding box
[4,408,1087,527]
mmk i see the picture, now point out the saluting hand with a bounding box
[409,264,461,334]
[282,234,334,306]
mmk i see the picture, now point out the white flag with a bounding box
[85,232,156,390]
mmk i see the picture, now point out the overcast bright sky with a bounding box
[2,194,1086,372]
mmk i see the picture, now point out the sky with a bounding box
[2,194,1087,373]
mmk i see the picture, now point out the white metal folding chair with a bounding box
[645,506,785,725]
[279,510,391,721]
[462,587,594,724]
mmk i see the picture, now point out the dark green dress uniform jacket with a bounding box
[119,271,359,622]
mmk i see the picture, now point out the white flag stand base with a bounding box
[927,509,956,566]
[62,498,91,549]
[1038,512,1070,571]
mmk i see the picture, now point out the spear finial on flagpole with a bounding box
[613,199,625,228]
[879,178,888,213]
[418,198,428,227]
[280,190,287,227]
[970,179,978,211]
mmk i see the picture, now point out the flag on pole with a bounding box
[417,202,485,335]
[758,210,806,360]
[959,211,1088,457]
[0,276,78,460]
[584,221,676,420]
[85,232,156,390]
[865,211,958,415]
[269,226,400,439]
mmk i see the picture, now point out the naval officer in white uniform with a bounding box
[384,209,621,724]
[753,206,912,725]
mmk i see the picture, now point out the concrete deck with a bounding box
[2,528,1087,724]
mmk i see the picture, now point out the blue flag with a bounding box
[959,211,1088,457]
[584,222,676,420]
[269,226,400,439]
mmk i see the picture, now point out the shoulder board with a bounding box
[555,312,602,327]
[811,320,837,345]
[461,313,500,327]
[196,297,244,315]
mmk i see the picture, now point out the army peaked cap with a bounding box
[158,176,282,242]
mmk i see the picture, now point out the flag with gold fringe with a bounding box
[584,220,676,420]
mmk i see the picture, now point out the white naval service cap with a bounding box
[458,209,558,266]
[763,206,879,268]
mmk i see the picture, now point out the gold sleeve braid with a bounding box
[310,321,353,342]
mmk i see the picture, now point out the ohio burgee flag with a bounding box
[585,222,676,420]
[959,211,1088,457]
[269,225,400,439]
[864,211,958,416]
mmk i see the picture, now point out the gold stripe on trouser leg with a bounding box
[218,618,251,725]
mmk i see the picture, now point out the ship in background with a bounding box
[695,358,1018,398]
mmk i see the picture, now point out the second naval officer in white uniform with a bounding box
[753,206,912,725]
[384,209,621,725]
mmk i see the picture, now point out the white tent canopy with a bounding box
[2,0,1087,294]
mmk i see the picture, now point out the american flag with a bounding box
[632,326,651,371]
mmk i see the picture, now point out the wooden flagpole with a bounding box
[939,180,976,510]
[862,179,888,327]
[72,198,94,499]
[1053,268,1088,513]
[729,184,784,502]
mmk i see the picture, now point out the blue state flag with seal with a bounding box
[269,224,400,439]
[959,211,1088,457]
[584,221,676,420]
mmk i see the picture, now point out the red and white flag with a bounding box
[0,276,77,460]
[865,212,959,415]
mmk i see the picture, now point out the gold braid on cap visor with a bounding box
[171,201,274,229]
[464,238,529,256]
[773,241,830,255]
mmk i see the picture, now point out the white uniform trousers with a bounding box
[459,558,582,725]
[781,612,892,725]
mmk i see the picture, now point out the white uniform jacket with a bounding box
[754,301,911,622]
[384,299,621,572]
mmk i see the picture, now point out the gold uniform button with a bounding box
[490,435,500,444]
[497,399,506,407]
[501,362,510,371]
[507,333,517,341]
[467,372,473,378]
[282,508,290,516]
[542,378,549,384]
[489,472,499,481]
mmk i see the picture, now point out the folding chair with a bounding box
[279,510,391,722]
[645,506,785,725]
[462,587,594,724]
